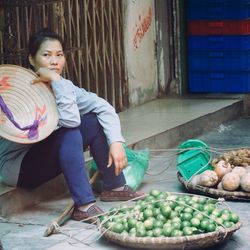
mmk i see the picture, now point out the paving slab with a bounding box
[1,117,250,250]
[0,112,250,250]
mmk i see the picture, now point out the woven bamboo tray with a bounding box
[100,222,241,249]
[177,172,250,201]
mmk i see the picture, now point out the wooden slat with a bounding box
[92,0,98,95]
[75,0,81,85]
[115,0,122,110]
[83,0,90,90]
[16,6,21,65]
[0,0,127,111]
[108,0,115,107]
[101,0,107,100]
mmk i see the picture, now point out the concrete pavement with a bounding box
[0,97,248,250]
[1,117,250,249]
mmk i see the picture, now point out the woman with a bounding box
[0,28,143,222]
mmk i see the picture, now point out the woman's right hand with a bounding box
[32,67,60,85]
[108,142,127,176]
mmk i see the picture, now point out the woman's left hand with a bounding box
[108,142,127,176]
[32,67,60,84]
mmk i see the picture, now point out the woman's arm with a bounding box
[51,78,81,127]
[75,87,125,145]
[32,68,81,128]
[75,86,127,176]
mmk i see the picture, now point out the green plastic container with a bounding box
[177,139,213,181]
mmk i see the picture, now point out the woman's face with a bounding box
[29,39,66,75]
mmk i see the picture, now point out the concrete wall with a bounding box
[123,0,158,107]
[155,0,173,95]
[155,0,183,96]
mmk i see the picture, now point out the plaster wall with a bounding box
[155,0,172,95]
[123,0,158,107]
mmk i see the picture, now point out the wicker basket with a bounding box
[100,222,241,249]
[177,172,250,201]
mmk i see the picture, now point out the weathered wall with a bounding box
[155,0,183,96]
[155,0,172,95]
[123,0,158,107]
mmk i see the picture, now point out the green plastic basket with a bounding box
[177,139,213,181]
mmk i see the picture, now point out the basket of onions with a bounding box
[178,148,250,201]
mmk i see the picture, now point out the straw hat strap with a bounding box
[0,95,40,140]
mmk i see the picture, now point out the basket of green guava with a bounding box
[98,190,241,249]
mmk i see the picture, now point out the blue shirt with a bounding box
[0,77,125,186]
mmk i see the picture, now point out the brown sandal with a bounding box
[100,185,145,202]
[71,204,104,224]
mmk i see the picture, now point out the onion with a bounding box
[245,166,250,173]
[214,160,232,180]
[217,181,223,190]
[232,166,247,178]
[240,173,250,192]
[190,175,200,186]
[222,172,240,191]
[199,170,218,187]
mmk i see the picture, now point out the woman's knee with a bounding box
[55,127,83,148]
[80,113,102,132]
[78,113,105,148]
[57,128,85,167]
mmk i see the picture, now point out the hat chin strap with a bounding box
[0,95,40,140]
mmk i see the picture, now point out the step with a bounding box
[120,97,243,149]
[0,97,243,216]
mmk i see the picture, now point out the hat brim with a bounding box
[0,64,59,144]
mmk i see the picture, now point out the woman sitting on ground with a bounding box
[0,28,144,222]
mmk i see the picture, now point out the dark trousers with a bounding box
[17,113,126,206]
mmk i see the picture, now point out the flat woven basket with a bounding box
[100,222,241,249]
[177,172,250,201]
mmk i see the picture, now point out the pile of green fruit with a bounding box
[100,190,240,238]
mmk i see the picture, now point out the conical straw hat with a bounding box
[0,64,58,143]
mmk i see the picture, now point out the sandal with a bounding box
[100,185,145,202]
[71,204,104,224]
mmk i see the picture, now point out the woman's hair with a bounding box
[28,28,65,57]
